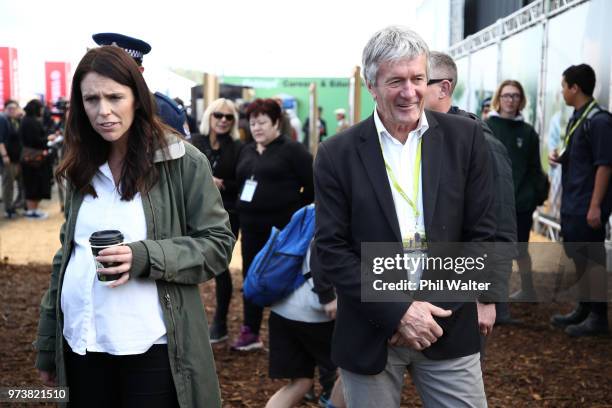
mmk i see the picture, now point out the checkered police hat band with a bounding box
[124,48,144,59]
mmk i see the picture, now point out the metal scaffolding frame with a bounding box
[448,0,595,242]
[448,0,589,59]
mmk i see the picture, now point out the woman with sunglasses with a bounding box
[487,80,547,303]
[192,98,242,343]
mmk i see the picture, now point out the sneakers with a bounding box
[304,385,334,408]
[550,305,589,328]
[509,288,537,302]
[4,209,17,219]
[318,390,332,408]
[494,303,521,325]
[495,315,522,325]
[209,322,228,344]
[565,313,610,337]
[24,210,48,220]
[230,325,263,351]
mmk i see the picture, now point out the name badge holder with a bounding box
[240,176,258,202]
[403,228,427,285]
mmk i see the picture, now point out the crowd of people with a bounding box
[0,25,609,408]
[0,98,64,219]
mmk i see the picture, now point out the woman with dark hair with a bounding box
[20,98,52,219]
[232,98,314,351]
[487,79,545,301]
[34,46,234,407]
[191,98,242,343]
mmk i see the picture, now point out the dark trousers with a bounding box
[65,344,179,408]
[516,210,534,257]
[240,224,269,335]
[213,210,240,326]
[561,214,608,318]
[239,210,294,335]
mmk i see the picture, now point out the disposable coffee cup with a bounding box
[89,230,124,284]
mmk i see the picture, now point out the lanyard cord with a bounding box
[563,99,597,148]
[381,137,423,219]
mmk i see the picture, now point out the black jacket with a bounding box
[449,107,517,301]
[191,133,242,211]
[20,116,47,150]
[309,241,336,305]
[314,111,496,375]
[236,135,313,223]
[0,115,21,163]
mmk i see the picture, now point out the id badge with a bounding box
[402,230,427,250]
[402,216,427,251]
[403,229,427,284]
[240,179,258,202]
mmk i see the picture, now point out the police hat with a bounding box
[92,33,151,64]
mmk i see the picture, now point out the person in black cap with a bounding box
[92,32,190,138]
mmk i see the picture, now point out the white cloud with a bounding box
[0,0,441,98]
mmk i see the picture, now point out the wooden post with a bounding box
[349,66,362,125]
[203,73,219,109]
[308,82,318,156]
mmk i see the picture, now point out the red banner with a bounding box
[45,62,71,106]
[0,47,19,110]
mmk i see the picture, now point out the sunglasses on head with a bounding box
[212,112,234,121]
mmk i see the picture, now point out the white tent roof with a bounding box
[143,66,197,105]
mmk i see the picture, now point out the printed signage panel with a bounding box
[45,62,71,105]
[0,47,19,110]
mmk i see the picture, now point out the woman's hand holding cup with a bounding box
[90,230,131,288]
[96,245,133,288]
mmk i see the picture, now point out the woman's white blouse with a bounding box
[61,163,167,355]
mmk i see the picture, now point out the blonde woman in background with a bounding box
[192,98,243,343]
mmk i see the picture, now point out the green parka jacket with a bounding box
[34,135,235,407]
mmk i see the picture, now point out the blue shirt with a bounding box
[561,100,612,217]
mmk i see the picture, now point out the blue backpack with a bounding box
[243,204,315,307]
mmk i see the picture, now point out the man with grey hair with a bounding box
[314,27,495,407]
[425,51,518,343]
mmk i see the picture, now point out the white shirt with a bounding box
[271,246,331,323]
[374,108,429,241]
[61,163,167,356]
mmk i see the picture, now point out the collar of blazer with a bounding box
[357,110,442,242]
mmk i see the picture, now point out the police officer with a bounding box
[92,32,190,138]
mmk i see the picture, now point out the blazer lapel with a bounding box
[357,116,402,242]
[421,111,442,236]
